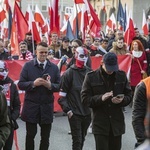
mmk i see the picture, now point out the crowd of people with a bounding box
[0,27,150,150]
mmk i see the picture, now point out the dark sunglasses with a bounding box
[79,54,88,58]
[71,46,78,49]
[39,51,48,54]
[0,68,8,72]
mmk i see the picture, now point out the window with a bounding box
[42,5,47,12]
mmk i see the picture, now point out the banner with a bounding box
[6,55,132,112]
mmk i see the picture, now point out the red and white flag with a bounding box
[25,5,41,43]
[106,13,116,33]
[49,0,59,34]
[124,11,135,46]
[34,5,45,28]
[142,10,148,35]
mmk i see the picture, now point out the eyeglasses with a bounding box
[71,46,78,49]
[0,68,8,72]
[79,54,88,58]
[39,51,48,54]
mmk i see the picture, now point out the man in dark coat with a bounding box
[18,42,60,150]
[81,52,132,150]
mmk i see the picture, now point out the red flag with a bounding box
[142,10,148,35]
[11,14,19,55]
[124,18,135,46]
[74,0,85,4]
[14,2,28,42]
[106,13,116,31]
[34,5,45,28]
[25,5,41,43]
[0,9,6,23]
[50,0,60,34]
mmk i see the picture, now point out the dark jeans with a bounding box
[25,122,52,150]
[94,128,122,150]
[3,128,14,150]
[68,114,91,150]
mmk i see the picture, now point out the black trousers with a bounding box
[3,128,14,150]
[68,114,91,150]
[94,128,122,150]
[25,122,52,150]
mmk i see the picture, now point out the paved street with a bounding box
[12,106,136,150]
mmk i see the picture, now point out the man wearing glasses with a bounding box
[18,42,60,150]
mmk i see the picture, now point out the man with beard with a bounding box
[19,41,33,60]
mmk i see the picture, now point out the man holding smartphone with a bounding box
[81,52,132,150]
[18,42,60,150]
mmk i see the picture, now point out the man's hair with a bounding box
[102,38,108,43]
[116,36,124,41]
[25,32,32,36]
[19,41,27,46]
[72,39,82,46]
[37,42,48,48]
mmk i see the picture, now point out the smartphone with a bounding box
[116,94,124,98]
[42,73,49,80]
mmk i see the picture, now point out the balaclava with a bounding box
[75,47,88,68]
[0,61,8,80]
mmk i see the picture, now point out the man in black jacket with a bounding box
[81,52,132,150]
[0,60,20,150]
[58,47,91,150]
[18,42,60,150]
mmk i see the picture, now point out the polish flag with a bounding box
[50,0,59,34]
[80,4,89,39]
[0,18,8,39]
[25,5,41,43]
[34,5,45,28]
[142,10,148,35]
[124,11,135,46]
[106,13,116,32]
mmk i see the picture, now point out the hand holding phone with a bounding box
[116,94,124,99]
[42,73,49,80]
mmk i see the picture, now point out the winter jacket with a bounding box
[132,79,149,148]
[81,67,132,136]
[18,58,60,124]
[58,65,91,116]
[0,77,20,129]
